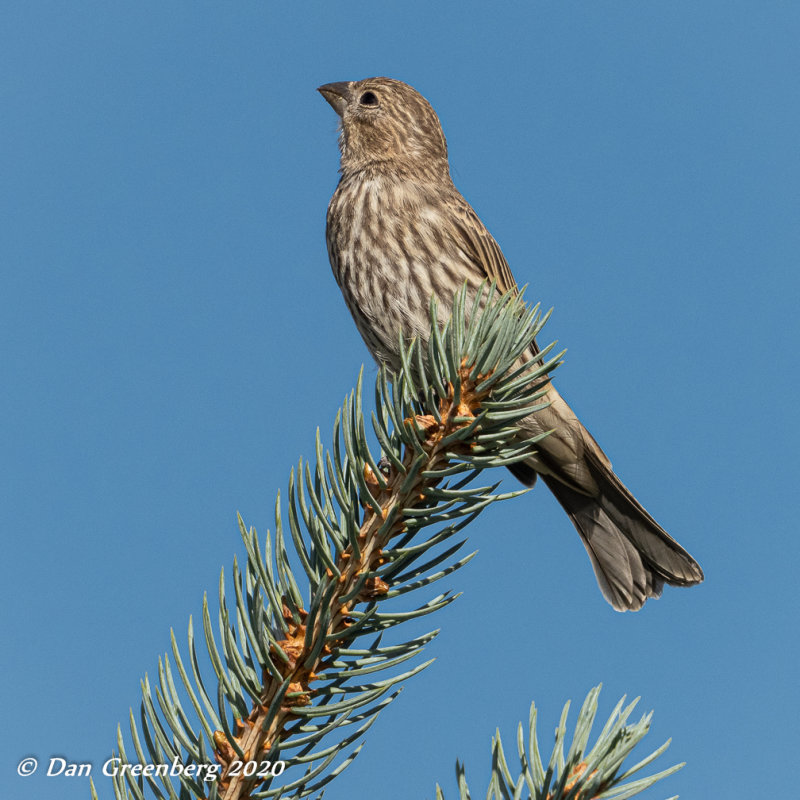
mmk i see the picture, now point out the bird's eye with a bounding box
[359,91,379,107]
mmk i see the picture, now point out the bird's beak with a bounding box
[317,81,352,117]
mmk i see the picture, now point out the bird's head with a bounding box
[318,77,449,178]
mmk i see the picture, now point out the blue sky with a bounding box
[2,2,798,798]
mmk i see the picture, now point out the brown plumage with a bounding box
[318,77,703,611]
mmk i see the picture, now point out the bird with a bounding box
[318,77,703,611]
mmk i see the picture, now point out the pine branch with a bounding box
[435,686,683,800]
[99,284,561,800]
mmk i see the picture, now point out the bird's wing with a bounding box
[448,195,542,357]
[446,189,610,488]
[450,198,518,294]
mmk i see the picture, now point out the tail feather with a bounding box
[509,379,702,610]
[541,454,703,612]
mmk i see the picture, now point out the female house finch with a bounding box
[319,77,703,611]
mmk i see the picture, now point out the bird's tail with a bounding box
[541,450,704,611]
